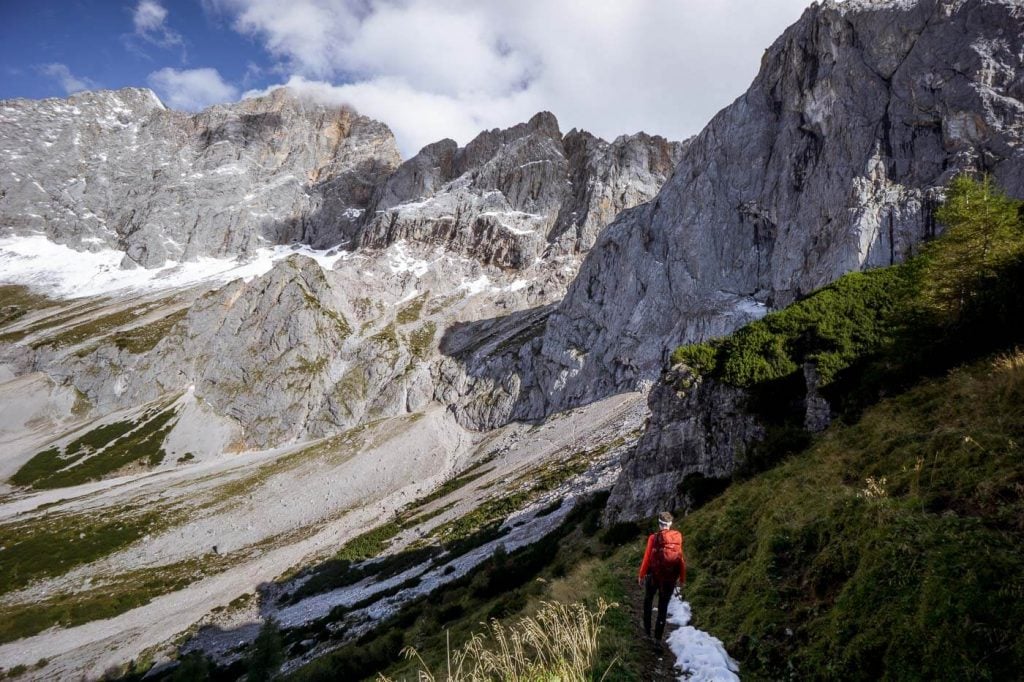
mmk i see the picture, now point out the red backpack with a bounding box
[651,529,683,582]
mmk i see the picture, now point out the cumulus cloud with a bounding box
[148,67,239,110]
[40,63,98,94]
[133,0,184,49]
[210,0,813,156]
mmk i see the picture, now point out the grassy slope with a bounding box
[680,352,1024,681]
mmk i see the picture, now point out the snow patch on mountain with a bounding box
[0,235,346,298]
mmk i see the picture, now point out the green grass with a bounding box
[335,523,403,563]
[0,566,189,645]
[0,542,244,645]
[370,323,400,352]
[0,508,169,597]
[423,448,598,548]
[395,293,428,325]
[408,460,495,511]
[0,285,57,330]
[678,352,1024,680]
[295,356,329,375]
[111,308,188,354]
[407,321,436,360]
[0,296,106,345]
[283,455,504,604]
[11,404,179,489]
[29,300,172,350]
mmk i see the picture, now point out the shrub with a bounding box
[919,174,1024,325]
[671,342,718,375]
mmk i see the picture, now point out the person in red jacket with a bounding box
[637,511,687,645]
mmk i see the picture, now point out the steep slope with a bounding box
[678,350,1024,680]
[0,87,401,267]
[0,95,684,679]
[481,0,1024,422]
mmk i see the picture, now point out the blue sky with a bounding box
[0,0,813,156]
[1,1,273,103]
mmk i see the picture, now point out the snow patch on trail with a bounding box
[0,235,346,299]
[666,596,740,681]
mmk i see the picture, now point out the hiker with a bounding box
[637,511,686,645]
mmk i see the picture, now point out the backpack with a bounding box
[650,530,683,582]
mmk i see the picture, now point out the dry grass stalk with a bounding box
[378,599,617,682]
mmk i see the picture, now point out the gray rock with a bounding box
[803,362,832,433]
[360,112,686,268]
[505,0,1024,422]
[0,87,401,267]
[604,365,764,523]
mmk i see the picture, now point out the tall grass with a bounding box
[379,600,617,682]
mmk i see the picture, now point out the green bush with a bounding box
[919,174,1024,324]
[670,343,718,375]
[668,267,906,392]
[248,618,284,682]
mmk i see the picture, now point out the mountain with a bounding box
[361,111,685,267]
[0,93,681,450]
[1,0,1023,679]
[0,87,402,268]
[483,0,1024,423]
[0,87,679,678]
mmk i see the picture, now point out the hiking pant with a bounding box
[643,575,675,640]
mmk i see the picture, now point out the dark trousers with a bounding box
[643,575,675,639]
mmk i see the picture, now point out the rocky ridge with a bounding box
[361,111,685,268]
[0,87,402,268]
[1,93,681,449]
[452,0,1024,429]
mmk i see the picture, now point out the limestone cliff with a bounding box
[360,112,684,268]
[473,0,1024,425]
[0,87,401,267]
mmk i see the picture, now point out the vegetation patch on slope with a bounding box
[679,351,1024,680]
[673,176,1024,394]
[282,495,659,682]
[671,267,906,387]
[111,308,188,354]
[11,402,179,489]
[0,285,58,329]
[28,299,175,350]
[0,507,170,597]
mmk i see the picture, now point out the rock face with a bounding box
[360,112,686,268]
[604,366,764,522]
[42,254,438,449]
[0,91,685,449]
[0,87,401,267]
[498,0,1024,422]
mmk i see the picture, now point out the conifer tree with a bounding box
[921,174,1024,323]
[247,617,285,682]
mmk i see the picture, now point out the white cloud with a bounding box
[148,67,239,110]
[210,0,814,157]
[40,63,98,94]
[133,0,183,48]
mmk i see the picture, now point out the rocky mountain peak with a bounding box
[0,88,402,268]
[451,0,1024,427]
[359,110,686,269]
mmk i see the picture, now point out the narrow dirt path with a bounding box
[620,572,680,681]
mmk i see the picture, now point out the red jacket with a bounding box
[638,529,686,584]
